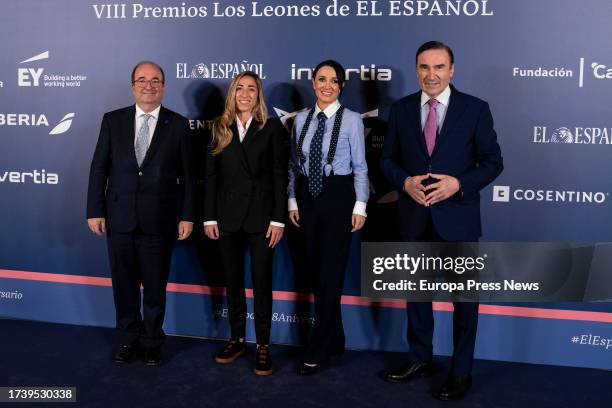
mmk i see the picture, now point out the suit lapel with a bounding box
[406,94,428,158]
[230,121,251,175]
[140,106,168,168]
[240,119,260,148]
[123,105,139,168]
[432,86,467,157]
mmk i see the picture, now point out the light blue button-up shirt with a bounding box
[288,100,369,216]
[420,85,451,131]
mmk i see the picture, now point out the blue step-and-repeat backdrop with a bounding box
[1,0,612,370]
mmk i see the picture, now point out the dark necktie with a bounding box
[308,112,327,197]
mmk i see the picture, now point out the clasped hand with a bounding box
[403,173,460,206]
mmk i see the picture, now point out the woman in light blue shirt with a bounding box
[288,59,369,375]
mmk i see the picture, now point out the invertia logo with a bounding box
[533,126,612,145]
[291,64,392,81]
[0,113,75,135]
[176,61,266,79]
[0,169,59,185]
[493,185,608,204]
[17,51,88,88]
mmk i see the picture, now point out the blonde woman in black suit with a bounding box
[204,71,288,376]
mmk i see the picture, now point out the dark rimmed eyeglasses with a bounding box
[132,78,163,88]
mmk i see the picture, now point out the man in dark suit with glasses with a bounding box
[87,61,196,366]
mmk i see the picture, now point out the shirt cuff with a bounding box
[402,176,411,192]
[203,221,218,226]
[353,201,367,217]
[269,221,285,228]
[288,198,298,211]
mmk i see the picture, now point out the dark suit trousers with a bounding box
[218,229,274,345]
[106,229,175,349]
[298,175,355,363]
[404,213,479,375]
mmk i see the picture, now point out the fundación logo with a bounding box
[176,61,266,79]
[291,64,392,81]
[493,185,608,204]
[18,51,88,88]
[513,58,612,88]
[0,112,75,135]
[533,126,612,145]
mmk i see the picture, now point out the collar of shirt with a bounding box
[135,104,161,121]
[420,85,451,107]
[314,99,341,119]
[236,115,253,142]
[134,104,160,145]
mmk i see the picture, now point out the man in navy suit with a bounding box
[87,61,196,365]
[380,41,503,400]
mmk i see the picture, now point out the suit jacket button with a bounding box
[138,171,143,176]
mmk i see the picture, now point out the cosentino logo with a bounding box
[17,51,88,88]
[291,64,392,81]
[0,113,75,135]
[176,61,265,79]
[533,126,612,145]
[0,169,59,185]
[492,186,609,205]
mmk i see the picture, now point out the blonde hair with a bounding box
[211,71,268,155]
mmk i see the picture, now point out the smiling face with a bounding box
[312,65,341,110]
[416,48,454,99]
[234,74,258,116]
[131,63,164,112]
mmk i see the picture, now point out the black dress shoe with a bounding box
[215,338,246,364]
[296,362,319,376]
[113,344,138,363]
[434,375,472,400]
[144,347,162,366]
[383,361,433,383]
[253,345,273,376]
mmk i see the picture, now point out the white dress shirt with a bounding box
[236,116,253,143]
[419,85,451,130]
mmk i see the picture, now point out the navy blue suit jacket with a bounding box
[87,105,196,235]
[380,86,503,241]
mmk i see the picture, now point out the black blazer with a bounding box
[87,105,196,234]
[204,118,288,233]
[380,85,503,241]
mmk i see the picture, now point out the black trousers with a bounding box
[298,175,355,363]
[218,228,274,345]
[404,213,479,376]
[106,229,175,349]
